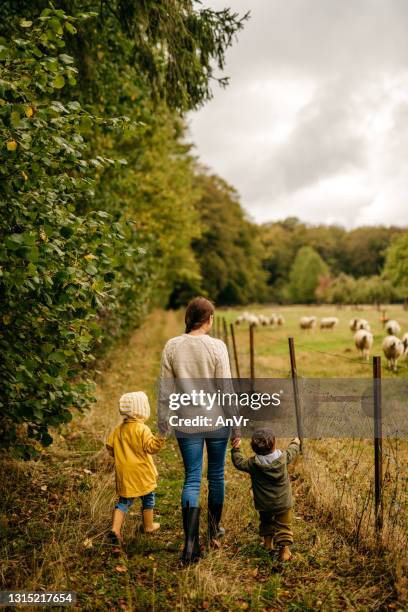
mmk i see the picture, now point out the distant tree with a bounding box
[288,246,329,303]
[383,232,408,295]
[180,172,267,306]
[324,274,359,305]
[358,276,401,306]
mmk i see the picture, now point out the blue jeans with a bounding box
[115,492,155,513]
[177,434,229,508]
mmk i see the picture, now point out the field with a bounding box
[1,306,408,610]
[219,304,408,378]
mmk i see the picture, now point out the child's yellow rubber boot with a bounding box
[143,509,160,533]
[110,508,125,544]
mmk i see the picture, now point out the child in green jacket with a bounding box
[231,430,300,561]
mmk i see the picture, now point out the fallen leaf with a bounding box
[83,538,93,549]
[115,565,127,573]
[40,485,47,492]
[83,469,92,475]
[251,567,258,578]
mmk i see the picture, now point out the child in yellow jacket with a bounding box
[106,391,165,542]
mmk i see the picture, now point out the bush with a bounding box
[0,10,135,456]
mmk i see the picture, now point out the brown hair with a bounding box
[185,296,215,334]
[251,429,276,455]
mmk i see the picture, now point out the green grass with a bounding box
[220,304,408,378]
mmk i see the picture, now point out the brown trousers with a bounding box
[259,507,293,545]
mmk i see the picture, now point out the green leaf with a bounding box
[53,74,65,89]
[20,20,33,28]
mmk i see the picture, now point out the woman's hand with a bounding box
[231,437,241,449]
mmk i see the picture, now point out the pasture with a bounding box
[219,304,408,378]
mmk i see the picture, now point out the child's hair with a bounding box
[119,391,150,420]
[185,296,215,333]
[251,429,276,455]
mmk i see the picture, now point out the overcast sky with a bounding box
[188,0,408,228]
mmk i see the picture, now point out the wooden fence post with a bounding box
[373,355,383,540]
[216,316,221,339]
[249,323,255,380]
[288,337,303,452]
[222,317,231,364]
[230,323,241,378]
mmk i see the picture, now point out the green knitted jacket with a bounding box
[231,441,300,513]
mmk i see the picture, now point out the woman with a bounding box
[158,296,237,564]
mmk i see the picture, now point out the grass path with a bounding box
[0,309,401,610]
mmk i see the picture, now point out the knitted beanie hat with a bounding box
[119,391,150,421]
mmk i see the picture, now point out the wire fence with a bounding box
[213,315,408,557]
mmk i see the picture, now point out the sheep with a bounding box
[258,314,269,326]
[235,311,252,325]
[350,318,371,332]
[299,316,316,330]
[402,332,408,353]
[382,335,404,372]
[276,314,285,326]
[354,329,373,361]
[385,320,401,336]
[268,314,278,326]
[320,317,339,330]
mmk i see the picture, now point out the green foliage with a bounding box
[288,246,329,303]
[193,172,267,305]
[0,3,247,455]
[169,172,267,306]
[0,10,135,455]
[383,232,408,294]
[261,218,403,299]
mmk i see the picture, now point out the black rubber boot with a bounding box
[208,502,225,544]
[181,505,201,565]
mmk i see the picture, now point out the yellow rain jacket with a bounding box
[106,419,165,498]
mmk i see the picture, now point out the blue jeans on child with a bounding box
[115,491,155,513]
[177,432,229,508]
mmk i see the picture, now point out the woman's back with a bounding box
[160,333,231,379]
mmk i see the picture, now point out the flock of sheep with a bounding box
[234,311,408,372]
[351,318,408,371]
[235,312,285,326]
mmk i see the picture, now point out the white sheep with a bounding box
[276,314,285,326]
[354,329,373,361]
[258,314,269,326]
[385,320,401,336]
[235,312,254,325]
[350,318,371,332]
[300,316,316,330]
[268,314,277,326]
[382,335,404,371]
[320,317,339,329]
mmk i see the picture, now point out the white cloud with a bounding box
[189,0,408,228]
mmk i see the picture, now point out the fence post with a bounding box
[249,323,255,380]
[288,337,303,452]
[222,317,231,364]
[216,316,221,339]
[230,323,241,378]
[373,355,383,540]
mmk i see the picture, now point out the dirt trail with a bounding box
[0,310,399,611]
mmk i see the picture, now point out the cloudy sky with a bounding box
[189,0,408,228]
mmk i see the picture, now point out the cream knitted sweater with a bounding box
[157,333,235,434]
